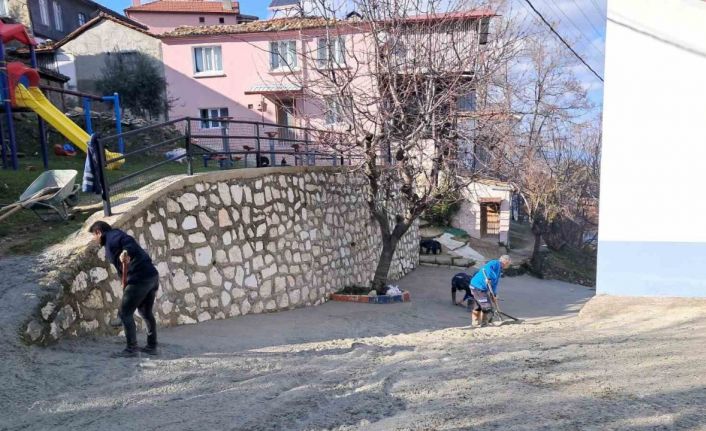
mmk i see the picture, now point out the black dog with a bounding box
[419,239,442,255]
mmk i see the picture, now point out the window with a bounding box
[479,18,489,45]
[269,40,297,70]
[52,1,62,31]
[317,36,345,68]
[198,16,205,23]
[200,108,229,129]
[457,90,476,112]
[77,12,86,26]
[39,0,49,25]
[219,17,225,24]
[193,46,223,76]
[324,97,344,125]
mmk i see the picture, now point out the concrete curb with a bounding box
[330,290,411,304]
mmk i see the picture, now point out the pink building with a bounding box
[159,12,514,237]
[161,18,351,131]
[125,0,257,35]
[160,12,491,133]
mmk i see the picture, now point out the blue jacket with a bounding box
[104,229,158,285]
[470,260,503,295]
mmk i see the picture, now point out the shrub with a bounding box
[95,51,167,119]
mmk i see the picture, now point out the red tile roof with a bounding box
[25,13,154,53]
[126,0,239,15]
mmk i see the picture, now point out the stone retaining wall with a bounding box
[23,167,419,345]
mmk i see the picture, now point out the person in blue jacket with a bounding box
[469,255,512,326]
[89,221,160,357]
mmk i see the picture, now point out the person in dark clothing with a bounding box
[451,272,473,306]
[89,221,160,357]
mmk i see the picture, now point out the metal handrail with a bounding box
[96,115,356,216]
[105,135,185,165]
[101,117,187,142]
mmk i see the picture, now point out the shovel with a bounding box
[109,251,129,328]
[483,270,523,325]
[121,252,128,290]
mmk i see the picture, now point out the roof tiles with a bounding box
[162,16,330,37]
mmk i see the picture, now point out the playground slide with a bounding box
[13,84,123,168]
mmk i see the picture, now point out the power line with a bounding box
[587,0,606,17]
[539,0,604,56]
[567,0,606,44]
[520,0,604,82]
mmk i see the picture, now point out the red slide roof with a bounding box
[0,23,37,46]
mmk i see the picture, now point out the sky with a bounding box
[508,0,606,109]
[94,0,605,107]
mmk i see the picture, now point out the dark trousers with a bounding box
[120,275,159,349]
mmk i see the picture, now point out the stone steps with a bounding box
[419,254,475,268]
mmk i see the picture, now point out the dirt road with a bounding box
[1,261,704,430]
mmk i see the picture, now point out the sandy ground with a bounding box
[1,259,706,431]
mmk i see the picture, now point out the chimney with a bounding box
[222,0,233,11]
[132,0,140,7]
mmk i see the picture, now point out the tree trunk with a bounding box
[530,215,545,272]
[530,231,542,271]
[372,234,399,291]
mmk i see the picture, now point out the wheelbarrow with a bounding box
[0,170,80,222]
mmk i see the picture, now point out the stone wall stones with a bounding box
[22,167,419,345]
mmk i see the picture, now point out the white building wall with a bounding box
[55,51,77,90]
[58,19,163,93]
[597,0,706,296]
[452,181,511,245]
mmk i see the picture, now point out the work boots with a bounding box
[111,347,139,358]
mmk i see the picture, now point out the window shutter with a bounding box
[288,41,297,68]
[194,48,203,73]
[39,0,49,25]
[479,18,489,45]
[317,38,327,67]
[325,97,333,124]
[214,47,223,71]
[270,42,279,69]
[52,1,62,31]
[204,47,213,71]
[336,37,345,63]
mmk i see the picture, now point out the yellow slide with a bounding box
[14,84,124,169]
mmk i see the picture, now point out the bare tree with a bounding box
[274,0,522,288]
[491,28,597,269]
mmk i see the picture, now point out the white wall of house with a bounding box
[598,0,706,297]
[269,0,344,19]
[452,181,512,245]
[57,19,162,92]
[55,51,77,89]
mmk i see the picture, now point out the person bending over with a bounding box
[89,221,160,357]
[469,255,512,326]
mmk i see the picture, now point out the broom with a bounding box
[483,269,522,324]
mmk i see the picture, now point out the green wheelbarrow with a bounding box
[0,170,80,222]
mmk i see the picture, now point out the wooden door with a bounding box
[276,100,295,144]
[486,203,500,235]
[480,202,500,237]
